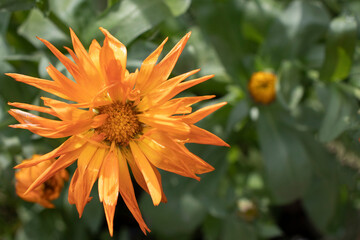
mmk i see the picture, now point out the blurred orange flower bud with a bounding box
[15,155,69,208]
[248,72,277,104]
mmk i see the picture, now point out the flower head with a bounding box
[248,72,277,104]
[7,28,228,236]
[15,155,69,208]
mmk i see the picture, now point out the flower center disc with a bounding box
[96,102,142,146]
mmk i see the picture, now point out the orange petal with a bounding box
[118,148,150,234]
[182,102,227,124]
[68,168,79,204]
[168,74,214,101]
[124,148,150,194]
[136,37,168,92]
[147,33,191,90]
[46,64,90,102]
[37,37,81,82]
[129,141,162,206]
[8,109,97,139]
[98,143,119,236]
[170,95,216,112]
[75,146,106,216]
[8,102,55,116]
[69,28,103,92]
[138,114,190,135]
[99,27,127,102]
[187,125,229,147]
[14,136,86,169]
[25,148,80,194]
[137,69,200,111]
[88,39,102,73]
[138,140,200,180]
[6,73,70,100]
[149,133,214,174]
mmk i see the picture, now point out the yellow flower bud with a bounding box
[248,72,277,104]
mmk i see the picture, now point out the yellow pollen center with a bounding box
[96,102,142,146]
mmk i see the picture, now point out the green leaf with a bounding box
[221,214,256,240]
[163,0,191,17]
[202,216,222,240]
[140,192,207,236]
[18,8,68,48]
[256,106,312,204]
[241,0,279,44]
[320,16,357,82]
[318,84,358,142]
[301,137,340,231]
[192,0,249,86]
[82,0,174,45]
[226,100,249,135]
[303,175,337,231]
[261,0,330,68]
[49,0,98,35]
[277,61,304,110]
[0,0,35,11]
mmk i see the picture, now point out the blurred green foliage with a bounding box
[1,0,360,239]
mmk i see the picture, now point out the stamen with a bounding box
[95,102,142,145]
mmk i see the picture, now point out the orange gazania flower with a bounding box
[248,71,277,104]
[7,28,229,236]
[15,155,69,208]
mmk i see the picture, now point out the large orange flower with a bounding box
[7,28,228,236]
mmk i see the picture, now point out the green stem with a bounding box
[48,11,70,36]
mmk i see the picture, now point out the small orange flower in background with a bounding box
[7,28,229,236]
[248,71,277,104]
[15,155,69,208]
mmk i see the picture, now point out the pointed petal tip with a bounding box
[99,27,109,36]
[223,142,230,147]
[13,164,22,169]
[5,73,14,77]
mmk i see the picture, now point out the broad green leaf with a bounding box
[0,0,35,11]
[187,27,230,82]
[256,222,282,239]
[256,106,312,204]
[49,0,97,35]
[301,136,340,231]
[192,0,250,86]
[82,0,173,45]
[241,0,280,44]
[261,0,330,68]
[140,192,207,236]
[221,214,256,240]
[0,11,12,73]
[277,61,304,110]
[202,216,222,240]
[318,84,358,142]
[303,175,337,231]
[18,8,68,48]
[320,16,357,82]
[163,0,191,17]
[0,9,10,33]
[226,100,249,135]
